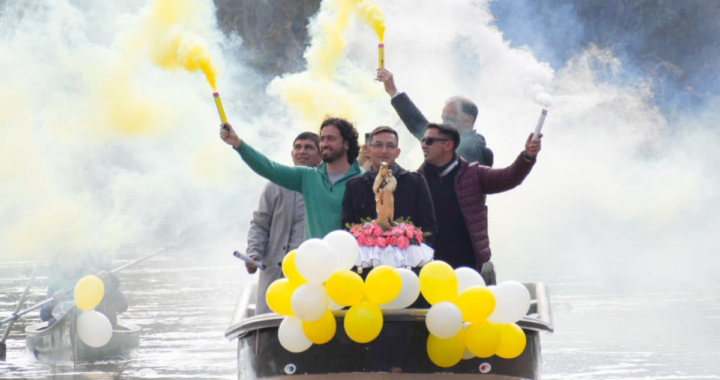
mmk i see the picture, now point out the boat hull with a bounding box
[227,283,553,380]
[237,316,541,380]
[25,313,140,366]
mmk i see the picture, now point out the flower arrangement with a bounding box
[347,218,428,249]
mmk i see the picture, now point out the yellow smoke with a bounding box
[135,0,219,91]
[271,0,387,129]
[356,0,386,42]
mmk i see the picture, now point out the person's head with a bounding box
[422,123,460,166]
[291,132,321,167]
[319,117,359,165]
[367,126,401,170]
[442,97,478,133]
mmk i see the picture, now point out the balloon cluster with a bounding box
[74,275,113,348]
[420,261,531,367]
[266,230,420,353]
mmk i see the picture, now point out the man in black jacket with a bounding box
[376,68,494,167]
[342,126,437,244]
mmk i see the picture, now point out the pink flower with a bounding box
[363,228,373,236]
[397,236,410,249]
[376,237,388,248]
[416,233,424,244]
[365,236,377,246]
[389,236,398,247]
[372,226,383,237]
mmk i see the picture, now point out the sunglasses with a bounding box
[421,137,451,146]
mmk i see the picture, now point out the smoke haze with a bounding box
[0,0,717,294]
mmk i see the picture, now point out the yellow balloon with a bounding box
[302,310,337,344]
[457,286,496,323]
[344,301,383,344]
[427,329,466,368]
[326,270,365,306]
[464,320,501,358]
[74,275,105,311]
[419,261,458,305]
[266,278,298,316]
[365,266,402,305]
[282,250,308,285]
[495,323,527,359]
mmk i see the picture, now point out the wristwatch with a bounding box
[521,151,536,161]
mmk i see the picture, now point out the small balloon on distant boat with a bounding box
[74,275,105,311]
[77,310,113,348]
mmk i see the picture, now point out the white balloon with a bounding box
[77,310,113,348]
[487,281,531,324]
[455,266,485,294]
[291,283,329,322]
[323,230,360,272]
[379,268,420,310]
[296,239,337,283]
[278,316,312,353]
[425,302,463,339]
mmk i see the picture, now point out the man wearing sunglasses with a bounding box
[341,126,437,243]
[418,123,542,285]
[376,68,494,167]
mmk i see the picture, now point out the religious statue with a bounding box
[373,162,397,224]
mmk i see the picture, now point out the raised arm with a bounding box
[220,123,306,192]
[477,133,542,194]
[377,68,428,141]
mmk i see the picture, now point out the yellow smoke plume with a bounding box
[356,0,386,42]
[134,0,219,91]
[271,0,387,129]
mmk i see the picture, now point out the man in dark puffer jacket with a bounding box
[417,123,542,285]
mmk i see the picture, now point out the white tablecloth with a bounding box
[355,243,434,269]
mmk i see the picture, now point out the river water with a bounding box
[1,249,719,379]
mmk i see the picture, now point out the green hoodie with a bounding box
[236,142,363,239]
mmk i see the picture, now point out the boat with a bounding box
[225,282,554,380]
[25,310,140,366]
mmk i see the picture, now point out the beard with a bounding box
[322,149,344,163]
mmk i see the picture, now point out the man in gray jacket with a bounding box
[376,68,494,167]
[245,132,322,314]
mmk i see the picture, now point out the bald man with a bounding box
[376,68,494,167]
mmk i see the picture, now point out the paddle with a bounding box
[0,265,38,360]
[0,224,210,355]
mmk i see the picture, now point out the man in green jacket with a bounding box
[220,118,363,239]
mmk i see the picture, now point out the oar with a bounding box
[0,265,38,360]
[0,228,206,332]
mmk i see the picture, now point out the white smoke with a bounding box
[1,0,718,294]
